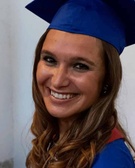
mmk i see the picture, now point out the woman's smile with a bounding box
[50,89,77,100]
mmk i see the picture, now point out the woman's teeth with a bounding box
[51,90,74,99]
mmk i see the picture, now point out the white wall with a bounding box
[0,0,13,162]
[0,0,135,167]
[118,47,135,145]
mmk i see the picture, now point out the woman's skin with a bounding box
[36,29,105,139]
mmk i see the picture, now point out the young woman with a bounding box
[26,0,135,167]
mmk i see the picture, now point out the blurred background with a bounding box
[0,0,135,167]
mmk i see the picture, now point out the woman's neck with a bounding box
[58,118,73,141]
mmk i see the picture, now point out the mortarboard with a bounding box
[26,0,135,54]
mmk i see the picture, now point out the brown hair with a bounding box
[26,30,134,168]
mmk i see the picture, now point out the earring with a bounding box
[103,84,109,94]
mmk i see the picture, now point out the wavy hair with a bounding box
[26,30,134,168]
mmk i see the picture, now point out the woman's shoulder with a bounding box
[92,139,135,168]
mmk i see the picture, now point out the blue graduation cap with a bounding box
[26,0,135,54]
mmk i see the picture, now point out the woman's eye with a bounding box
[42,56,57,65]
[74,63,89,71]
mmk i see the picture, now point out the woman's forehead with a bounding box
[43,29,103,55]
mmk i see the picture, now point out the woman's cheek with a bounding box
[36,64,51,85]
[36,65,42,84]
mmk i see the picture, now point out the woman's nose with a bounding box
[51,66,70,88]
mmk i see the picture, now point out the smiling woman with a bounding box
[36,30,105,120]
[25,0,135,168]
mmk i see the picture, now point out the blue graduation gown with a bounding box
[92,139,135,168]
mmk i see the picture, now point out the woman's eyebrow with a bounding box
[40,50,56,57]
[72,57,96,66]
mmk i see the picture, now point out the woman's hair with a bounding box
[26,30,134,168]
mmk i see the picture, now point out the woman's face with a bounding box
[36,29,105,120]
